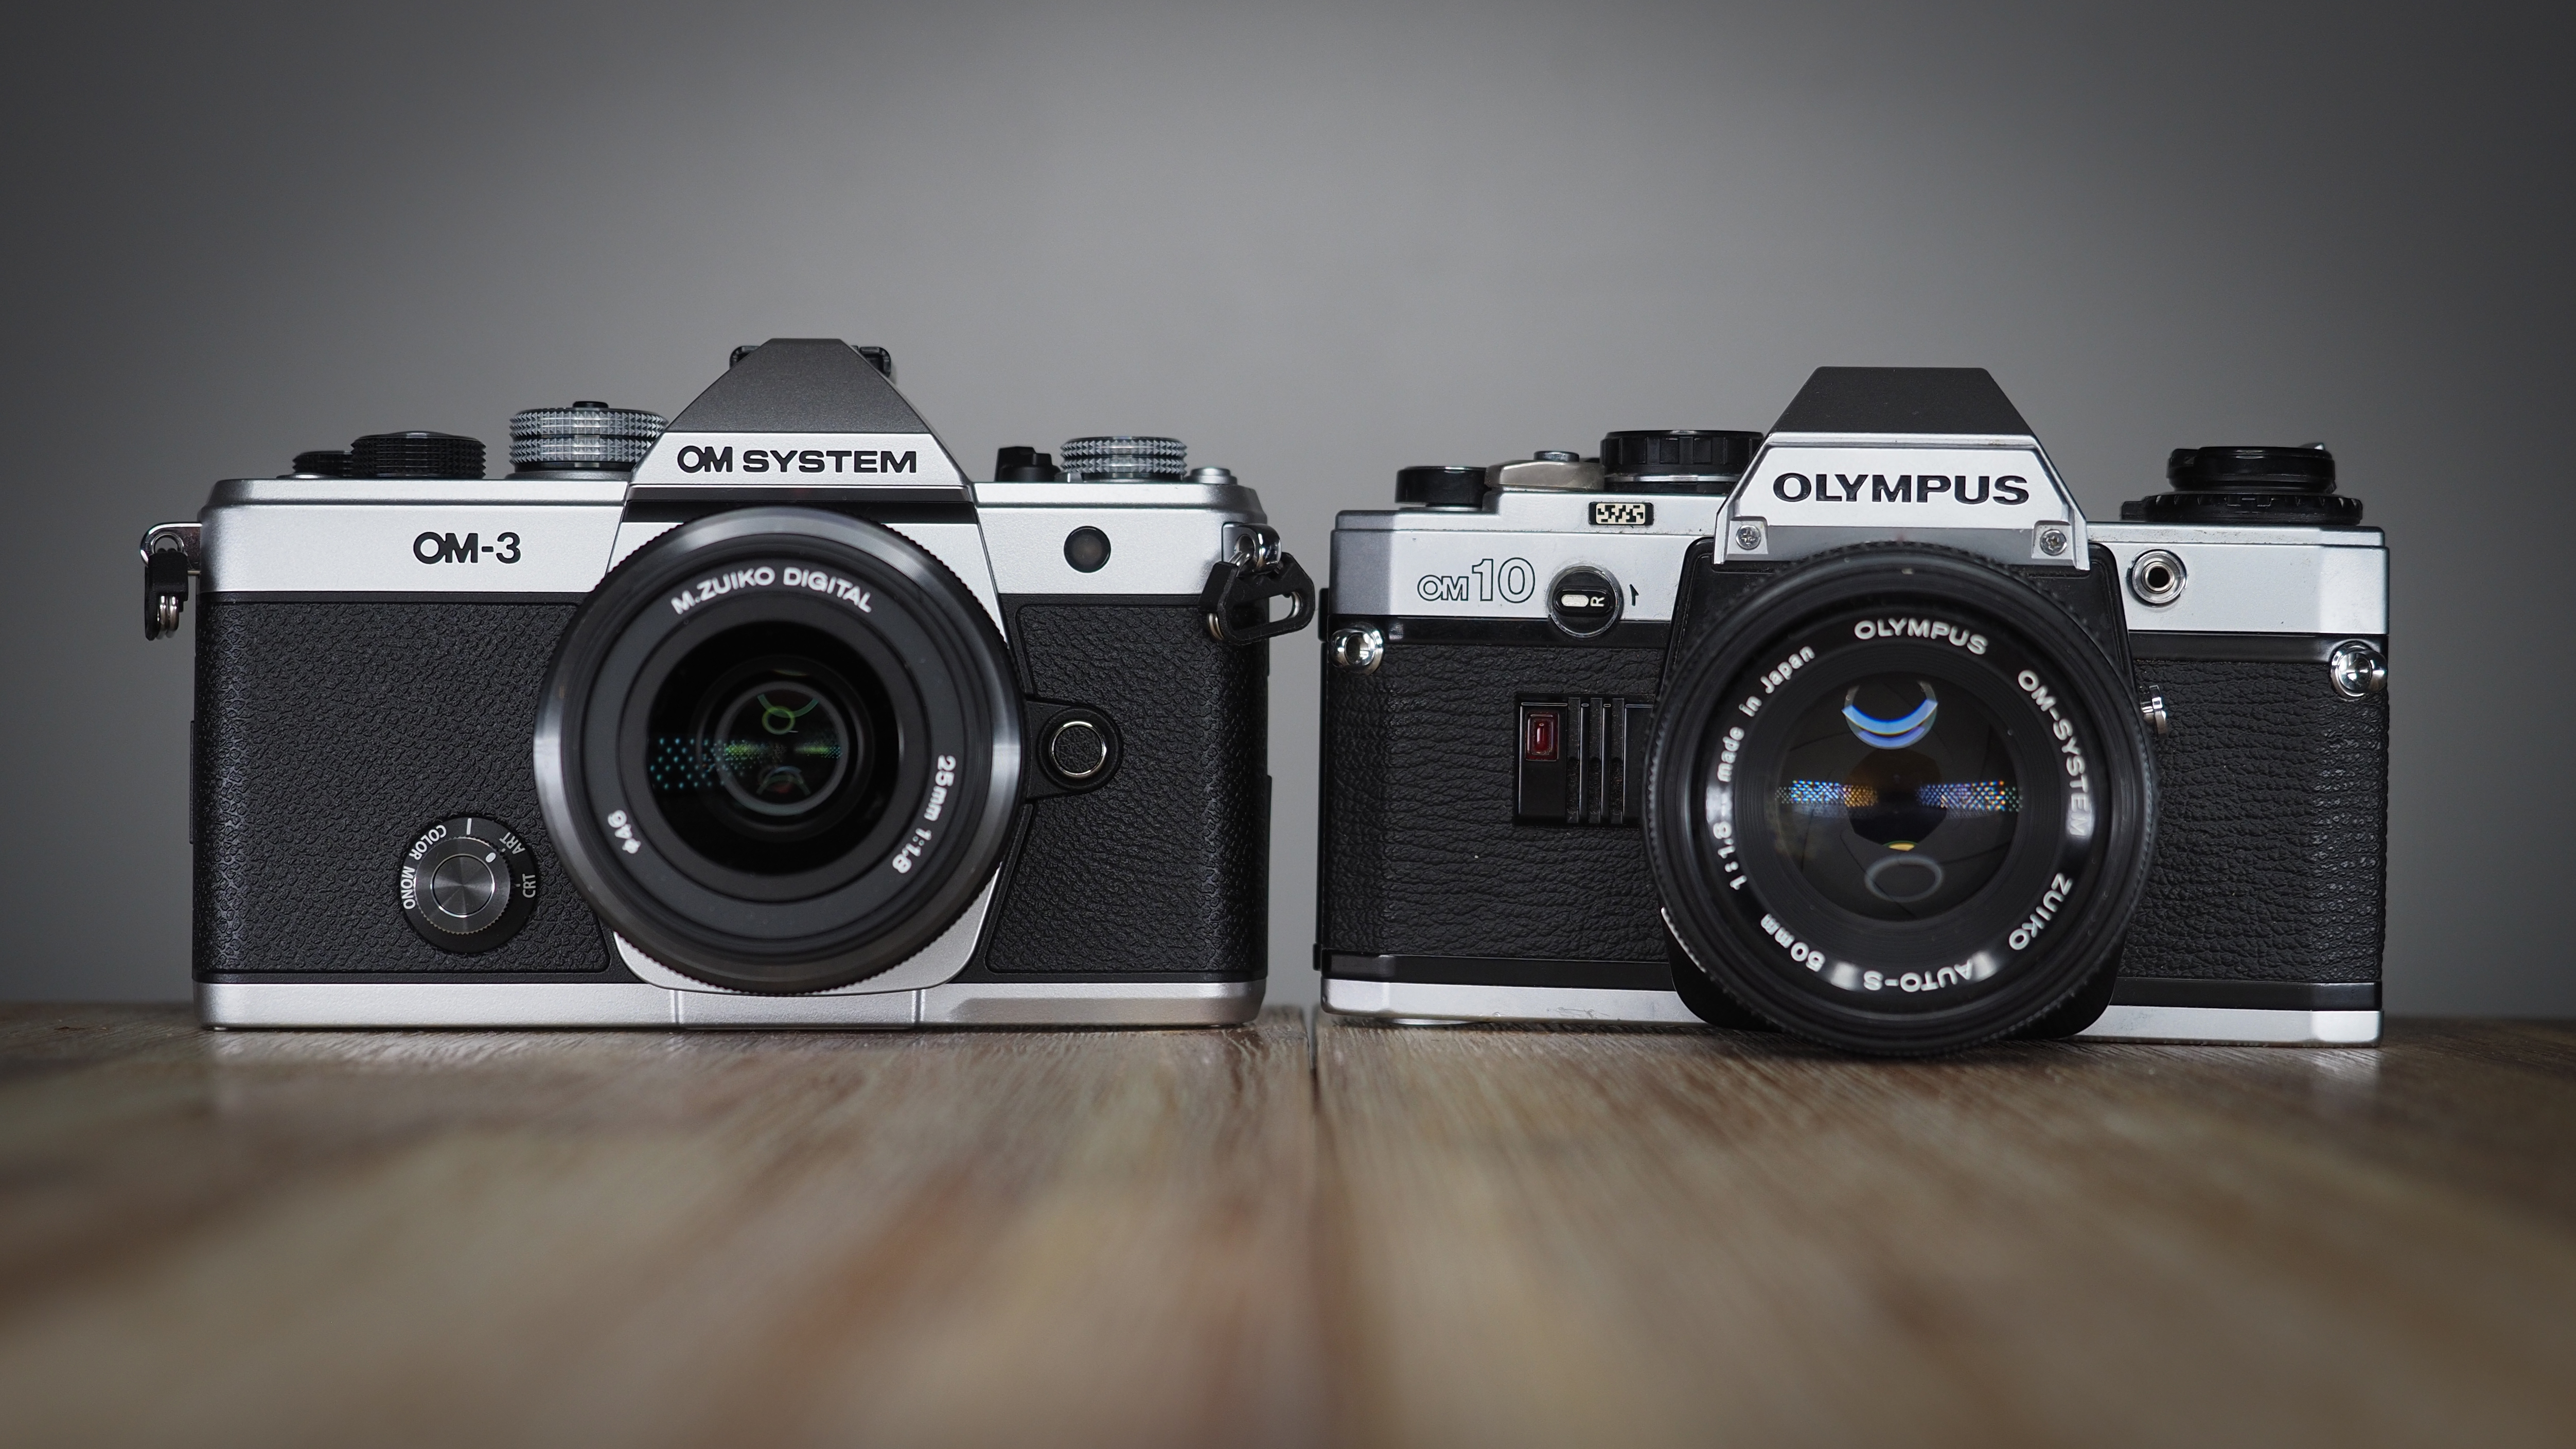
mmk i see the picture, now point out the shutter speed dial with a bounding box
[400,816,539,952]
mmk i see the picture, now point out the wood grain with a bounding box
[0,1006,1318,1447]
[1317,1016,2576,1448]
[4,1007,2575,1446]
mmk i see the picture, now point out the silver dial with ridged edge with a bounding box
[511,401,667,469]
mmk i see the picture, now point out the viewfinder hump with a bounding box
[1770,368,2033,437]
[667,339,929,435]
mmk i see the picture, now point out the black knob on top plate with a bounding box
[2127,444,2359,525]
[400,816,539,953]
[1396,465,1489,509]
[994,446,1064,481]
[349,431,486,479]
[1599,430,1763,492]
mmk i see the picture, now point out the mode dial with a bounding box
[2125,444,2360,525]
[1599,430,1763,493]
[349,431,486,479]
[510,401,668,475]
[1061,435,1187,481]
[399,816,539,953]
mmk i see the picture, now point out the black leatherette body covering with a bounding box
[194,599,615,976]
[1320,639,1668,963]
[979,603,1267,977]
[2121,656,2387,984]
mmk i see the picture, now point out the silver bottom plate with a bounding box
[1322,978,1703,1026]
[2076,1003,2380,1045]
[1324,979,2380,1045]
[199,978,1264,1030]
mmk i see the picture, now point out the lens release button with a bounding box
[1038,711,1121,791]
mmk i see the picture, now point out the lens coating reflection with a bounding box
[1766,673,2021,921]
[644,624,901,878]
[701,681,854,818]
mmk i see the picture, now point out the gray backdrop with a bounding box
[7,0,2567,1011]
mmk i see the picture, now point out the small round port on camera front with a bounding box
[1063,526,1112,573]
[1395,465,1488,509]
[2127,550,2187,606]
[399,816,538,953]
[1546,567,1622,638]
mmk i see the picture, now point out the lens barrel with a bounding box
[534,507,1021,994]
[1646,546,2156,1054]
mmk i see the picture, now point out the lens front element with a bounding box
[1771,676,2022,920]
[704,675,853,819]
[643,628,899,880]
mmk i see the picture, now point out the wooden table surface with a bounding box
[3,1006,2572,1447]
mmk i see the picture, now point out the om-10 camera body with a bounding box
[144,338,1310,1028]
[1317,368,2387,1052]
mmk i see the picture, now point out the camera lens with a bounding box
[1647,547,2155,1054]
[535,507,1021,995]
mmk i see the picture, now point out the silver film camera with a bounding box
[1317,368,2388,1052]
[145,339,1311,1028]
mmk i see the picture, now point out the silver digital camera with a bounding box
[1316,367,2387,1052]
[145,339,1310,1028]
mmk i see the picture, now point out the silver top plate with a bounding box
[193,475,1271,602]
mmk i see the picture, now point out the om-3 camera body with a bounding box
[146,339,1310,1028]
[1317,369,2387,1051]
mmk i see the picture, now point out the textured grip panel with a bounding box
[1320,642,1668,961]
[194,600,613,976]
[980,604,1267,976]
[2122,658,2387,984]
